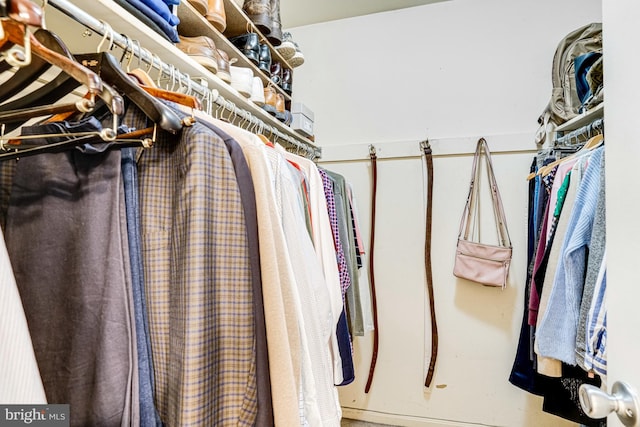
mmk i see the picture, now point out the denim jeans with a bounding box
[122,147,164,426]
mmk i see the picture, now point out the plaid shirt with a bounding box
[128,106,257,426]
[318,168,351,296]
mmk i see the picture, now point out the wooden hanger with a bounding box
[0,28,124,134]
[0,29,124,113]
[128,69,202,111]
[6,0,43,27]
[0,20,102,96]
[526,132,604,180]
[128,68,157,87]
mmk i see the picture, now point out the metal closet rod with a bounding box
[46,0,319,159]
[555,117,604,147]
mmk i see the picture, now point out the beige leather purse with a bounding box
[453,138,512,288]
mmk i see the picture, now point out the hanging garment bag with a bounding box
[453,138,512,288]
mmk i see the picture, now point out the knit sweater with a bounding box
[536,147,603,365]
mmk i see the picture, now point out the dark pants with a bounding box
[4,120,135,426]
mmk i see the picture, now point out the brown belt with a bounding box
[421,140,438,388]
[364,144,379,394]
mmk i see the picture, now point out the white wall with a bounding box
[288,1,602,426]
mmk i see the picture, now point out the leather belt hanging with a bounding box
[421,140,438,388]
[364,144,379,394]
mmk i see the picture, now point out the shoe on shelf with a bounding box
[262,85,277,115]
[229,33,260,66]
[207,0,227,33]
[288,41,304,68]
[230,66,254,98]
[250,77,265,106]
[177,35,219,74]
[270,61,282,86]
[258,44,272,75]
[187,0,208,15]
[242,0,272,35]
[281,67,292,95]
[276,32,295,60]
[216,49,232,83]
[274,93,286,120]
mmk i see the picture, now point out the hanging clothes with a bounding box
[575,155,607,374]
[0,225,47,404]
[125,104,258,426]
[3,121,138,425]
[121,147,163,426]
[175,104,345,426]
[318,168,355,386]
[184,109,302,427]
[281,151,345,387]
[536,147,604,365]
[511,143,607,427]
[0,18,355,424]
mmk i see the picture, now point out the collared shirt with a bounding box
[318,168,351,295]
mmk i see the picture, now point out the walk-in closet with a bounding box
[1,0,638,426]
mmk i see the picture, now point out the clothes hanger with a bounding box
[0,28,123,112]
[0,22,61,104]
[538,133,604,177]
[0,0,43,67]
[0,20,116,139]
[6,0,43,27]
[0,42,51,103]
[74,50,182,134]
[121,41,201,114]
[0,19,102,95]
[0,29,124,136]
[0,90,156,155]
[61,23,181,134]
[128,50,160,88]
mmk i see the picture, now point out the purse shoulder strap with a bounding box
[458,138,512,247]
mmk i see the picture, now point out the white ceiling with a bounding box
[279,0,448,29]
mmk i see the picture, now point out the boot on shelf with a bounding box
[258,43,272,74]
[242,0,272,36]
[206,0,227,33]
[267,0,282,46]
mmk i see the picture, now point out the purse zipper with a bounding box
[457,250,509,264]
